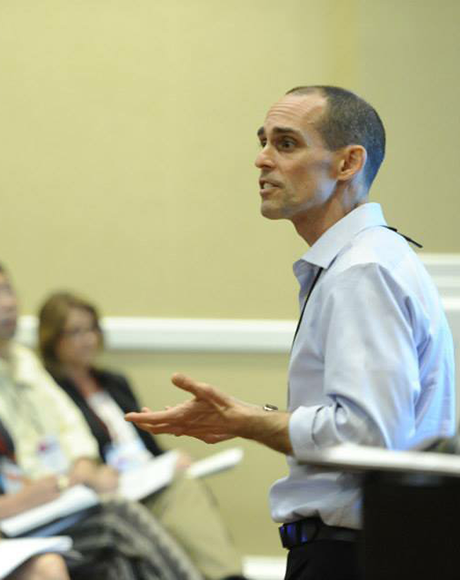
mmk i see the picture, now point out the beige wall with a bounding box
[1,0,460,556]
[1,1,459,318]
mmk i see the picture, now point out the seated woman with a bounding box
[38,292,244,580]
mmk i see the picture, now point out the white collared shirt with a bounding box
[269,203,456,529]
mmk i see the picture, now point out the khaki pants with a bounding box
[144,474,243,580]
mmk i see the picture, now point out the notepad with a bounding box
[118,450,179,501]
[186,447,244,479]
[0,485,99,538]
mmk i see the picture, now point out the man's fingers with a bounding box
[171,373,228,406]
[199,433,235,444]
[129,419,180,435]
[125,410,178,424]
[126,409,232,440]
[171,373,203,394]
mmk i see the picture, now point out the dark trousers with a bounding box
[285,541,362,580]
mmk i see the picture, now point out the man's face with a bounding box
[0,272,18,344]
[255,93,338,223]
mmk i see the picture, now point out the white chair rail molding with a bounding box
[17,254,460,355]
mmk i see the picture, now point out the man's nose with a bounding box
[255,146,275,169]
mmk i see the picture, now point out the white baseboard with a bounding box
[243,556,286,580]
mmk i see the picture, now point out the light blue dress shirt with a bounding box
[269,203,456,529]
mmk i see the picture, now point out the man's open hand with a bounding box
[125,373,253,443]
[125,373,292,453]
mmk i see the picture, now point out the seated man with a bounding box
[0,264,201,580]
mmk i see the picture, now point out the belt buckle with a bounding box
[279,523,294,549]
[298,518,320,544]
[279,518,320,549]
[280,522,302,549]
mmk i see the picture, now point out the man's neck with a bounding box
[293,186,369,246]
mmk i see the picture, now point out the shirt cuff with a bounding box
[289,405,321,460]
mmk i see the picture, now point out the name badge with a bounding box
[36,434,69,475]
[105,439,150,472]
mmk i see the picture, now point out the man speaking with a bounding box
[127,86,455,580]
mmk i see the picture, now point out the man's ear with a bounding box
[336,145,367,182]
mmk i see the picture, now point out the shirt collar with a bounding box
[0,343,33,388]
[296,202,387,270]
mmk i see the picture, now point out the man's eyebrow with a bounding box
[257,126,302,139]
[272,126,302,136]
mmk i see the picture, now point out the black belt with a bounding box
[279,517,359,549]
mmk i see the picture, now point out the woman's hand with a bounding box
[69,459,119,493]
[0,476,62,519]
[175,450,193,472]
[92,465,119,493]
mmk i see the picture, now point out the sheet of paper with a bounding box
[0,536,72,579]
[118,447,244,501]
[186,447,244,479]
[301,443,460,477]
[0,485,99,538]
[118,450,179,502]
